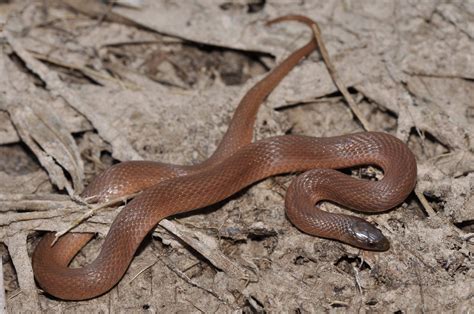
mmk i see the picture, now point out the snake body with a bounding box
[32,16,417,300]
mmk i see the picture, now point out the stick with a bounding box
[310,24,371,131]
[309,21,438,220]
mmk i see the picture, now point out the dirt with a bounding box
[0,0,472,312]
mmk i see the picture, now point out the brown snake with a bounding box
[32,16,417,300]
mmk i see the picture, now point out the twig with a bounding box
[415,184,465,242]
[247,296,265,313]
[184,298,206,313]
[158,254,227,304]
[7,290,22,300]
[310,23,371,131]
[352,265,363,294]
[157,219,251,281]
[53,192,141,244]
[460,233,474,242]
[309,21,436,223]
[414,188,437,217]
[101,37,182,48]
[181,261,200,273]
[128,261,157,284]
[329,300,349,307]
[275,95,344,110]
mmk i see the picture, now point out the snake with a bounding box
[31,15,417,300]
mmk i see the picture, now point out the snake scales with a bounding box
[32,15,417,300]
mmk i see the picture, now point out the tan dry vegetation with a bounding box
[0,0,472,312]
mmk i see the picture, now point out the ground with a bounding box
[0,0,473,312]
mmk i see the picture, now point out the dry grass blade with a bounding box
[157,219,251,280]
[309,21,440,222]
[310,23,371,132]
[158,254,227,304]
[52,192,141,244]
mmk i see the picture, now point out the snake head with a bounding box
[347,219,390,251]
